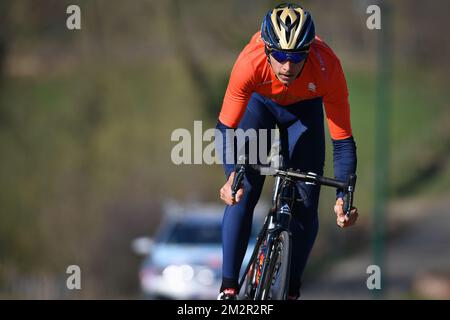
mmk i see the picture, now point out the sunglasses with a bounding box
[270,49,309,64]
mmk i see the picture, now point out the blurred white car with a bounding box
[132,204,263,300]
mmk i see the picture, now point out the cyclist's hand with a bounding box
[220,171,244,206]
[334,198,358,228]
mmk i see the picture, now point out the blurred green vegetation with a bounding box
[0,0,449,298]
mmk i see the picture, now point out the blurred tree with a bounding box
[165,0,216,119]
[0,0,12,126]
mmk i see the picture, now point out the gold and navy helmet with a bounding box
[261,3,315,52]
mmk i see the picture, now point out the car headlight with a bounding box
[162,264,194,283]
[196,267,215,286]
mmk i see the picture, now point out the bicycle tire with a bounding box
[242,261,257,299]
[259,230,290,300]
[242,240,266,299]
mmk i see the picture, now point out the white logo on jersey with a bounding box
[308,82,316,92]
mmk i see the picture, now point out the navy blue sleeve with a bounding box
[332,136,357,199]
[215,120,236,179]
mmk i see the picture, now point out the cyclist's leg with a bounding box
[220,93,277,291]
[283,98,325,298]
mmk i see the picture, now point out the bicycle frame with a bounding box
[239,175,298,299]
[234,162,357,300]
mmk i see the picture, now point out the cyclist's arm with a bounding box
[216,54,256,178]
[323,58,357,199]
[332,137,357,199]
[215,120,236,179]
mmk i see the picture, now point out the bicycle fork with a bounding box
[255,177,296,300]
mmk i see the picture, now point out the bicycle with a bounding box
[231,156,356,300]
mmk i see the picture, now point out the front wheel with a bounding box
[259,231,290,300]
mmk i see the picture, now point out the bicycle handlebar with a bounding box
[231,162,357,216]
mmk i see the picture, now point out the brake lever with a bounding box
[231,164,245,200]
[343,174,357,216]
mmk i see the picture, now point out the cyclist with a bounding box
[215,3,359,300]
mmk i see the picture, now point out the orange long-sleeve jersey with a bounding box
[219,32,352,140]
